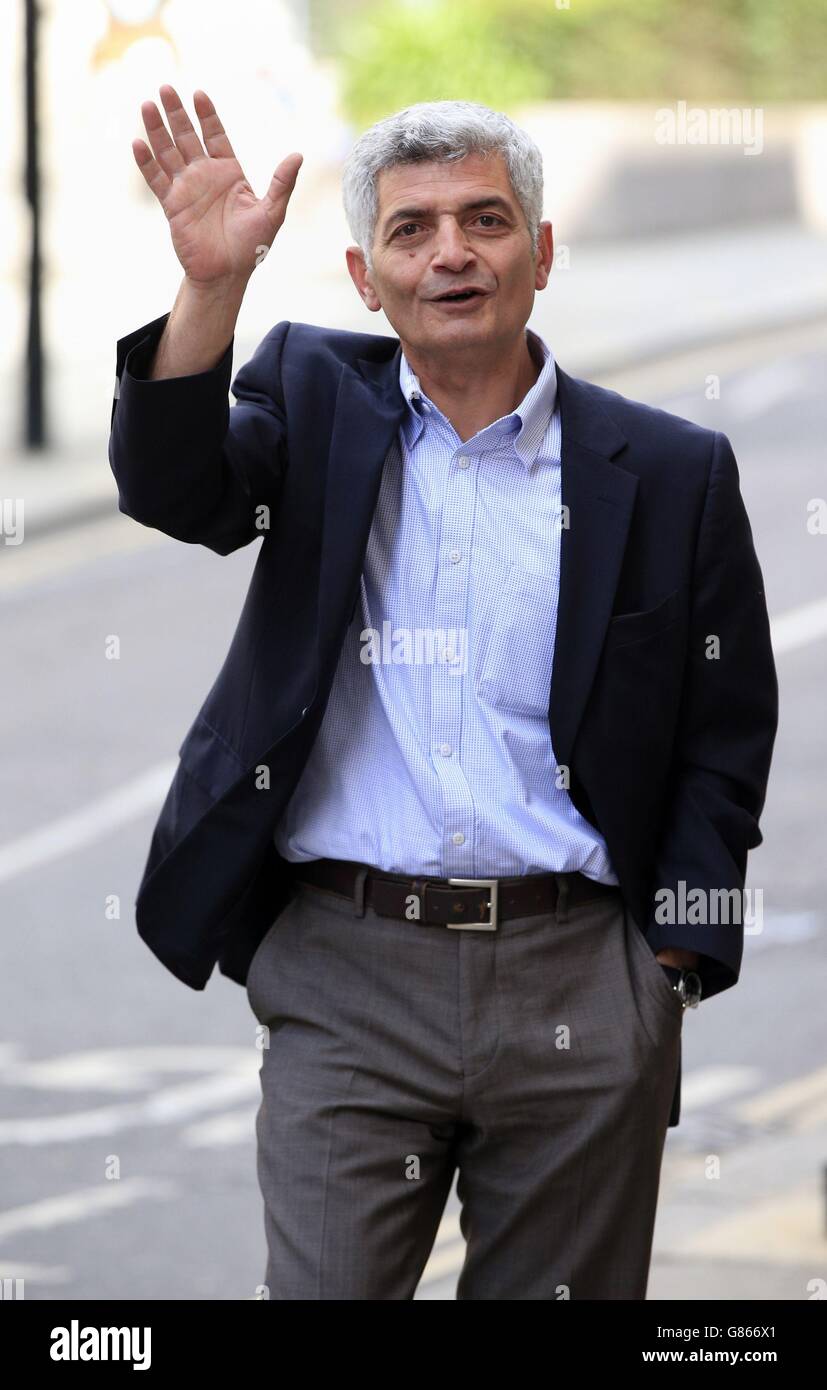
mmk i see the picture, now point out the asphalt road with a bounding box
[1,321,825,1301]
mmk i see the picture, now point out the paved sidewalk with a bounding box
[1,219,825,542]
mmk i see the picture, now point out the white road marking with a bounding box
[680,1065,762,1111]
[0,762,175,884]
[0,1180,177,1242]
[0,1063,259,1145]
[0,1262,71,1284]
[415,1064,827,1293]
[770,594,827,655]
[419,1236,467,1284]
[736,1062,827,1128]
[183,1109,258,1148]
[745,911,823,952]
[0,1044,22,1072]
[3,1046,254,1093]
[0,598,820,891]
[419,1210,465,1288]
[678,1178,827,1265]
[433,1209,462,1247]
[726,359,807,421]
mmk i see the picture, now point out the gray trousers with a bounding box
[245,876,683,1299]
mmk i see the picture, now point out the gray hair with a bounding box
[341,100,544,272]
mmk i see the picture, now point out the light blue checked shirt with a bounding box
[273,326,618,883]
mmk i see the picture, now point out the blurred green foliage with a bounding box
[328,0,827,126]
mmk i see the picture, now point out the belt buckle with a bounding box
[445,878,499,930]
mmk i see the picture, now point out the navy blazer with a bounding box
[108,311,779,1128]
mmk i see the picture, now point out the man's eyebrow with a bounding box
[380,194,514,236]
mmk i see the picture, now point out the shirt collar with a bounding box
[397,327,557,469]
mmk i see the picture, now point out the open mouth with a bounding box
[431,289,487,304]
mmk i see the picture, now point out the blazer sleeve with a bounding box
[107,312,290,555]
[643,429,779,1001]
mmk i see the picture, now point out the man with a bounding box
[109,88,778,1299]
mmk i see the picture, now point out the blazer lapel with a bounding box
[550,365,636,770]
[314,344,637,780]
[315,346,406,656]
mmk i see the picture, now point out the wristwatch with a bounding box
[660,965,702,1009]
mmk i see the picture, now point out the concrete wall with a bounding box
[514,102,827,242]
[1,0,825,463]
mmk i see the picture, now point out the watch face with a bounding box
[681,970,702,1006]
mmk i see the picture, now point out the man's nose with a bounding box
[432,219,474,269]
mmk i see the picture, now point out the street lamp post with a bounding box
[23,0,45,450]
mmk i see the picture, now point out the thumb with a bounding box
[262,151,303,223]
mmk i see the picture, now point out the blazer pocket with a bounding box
[177,714,246,801]
[605,588,680,650]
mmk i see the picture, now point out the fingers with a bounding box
[192,89,237,160]
[261,152,304,222]
[158,84,208,164]
[140,93,187,179]
[132,138,172,203]
[137,85,237,184]
[139,83,214,178]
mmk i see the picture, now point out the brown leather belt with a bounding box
[287,857,620,930]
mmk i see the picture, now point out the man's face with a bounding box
[346,151,552,357]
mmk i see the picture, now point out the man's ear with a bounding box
[345,244,382,312]
[534,220,553,292]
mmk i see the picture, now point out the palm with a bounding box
[133,85,302,288]
[163,156,277,285]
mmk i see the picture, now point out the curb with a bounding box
[4,304,826,545]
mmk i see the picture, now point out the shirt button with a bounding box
[448,549,462,563]
[451,832,465,845]
[457,456,470,469]
[439,743,452,757]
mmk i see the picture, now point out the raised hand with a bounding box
[132,85,303,289]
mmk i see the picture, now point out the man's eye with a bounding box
[394,215,502,238]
